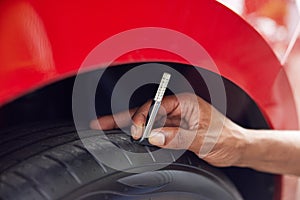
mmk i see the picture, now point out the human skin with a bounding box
[90,93,300,176]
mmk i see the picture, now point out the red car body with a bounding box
[0,0,299,199]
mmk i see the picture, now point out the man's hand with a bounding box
[91,93,300,176]
[90,93,247,167]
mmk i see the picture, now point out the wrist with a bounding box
[233,126,256,168]
[227,121,252,167]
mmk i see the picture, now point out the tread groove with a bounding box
[169,152,176,162]
[145,146,156,162]
[1,139,80,173]
[43,155,82,184]
[0,131,76,159]
[13,171,51,200]
[72,144,108,173]
[0,180,16,190]
[109,140,133,166]
[120,150,133,166]
[187,156,193,165]
[0,123,74,145]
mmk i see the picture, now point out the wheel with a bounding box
[0,122,242,200]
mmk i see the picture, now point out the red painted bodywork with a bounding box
[0,0,298,199]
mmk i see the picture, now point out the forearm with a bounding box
[237,129,300,176]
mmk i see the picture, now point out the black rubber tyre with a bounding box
[0,122,242,200]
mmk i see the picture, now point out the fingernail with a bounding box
[149,132,165,146]
[131,125,138,139]
[137,123,144,137]
[90,120,100,129]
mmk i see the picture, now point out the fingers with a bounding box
[148,127,199,151]
[131,95,180,139]
[90,108,137,130]
[89,94,179,132]
[129,100,151,139]
[91,94,189,143]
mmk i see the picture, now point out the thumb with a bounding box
[130,102,151,140]
[149,127,198,150]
